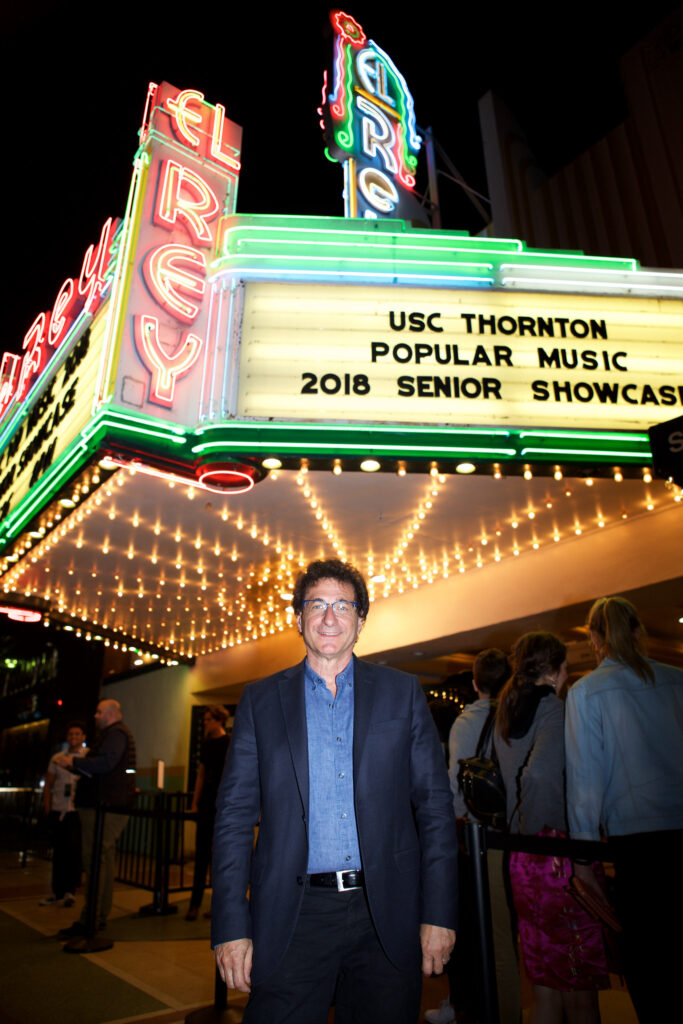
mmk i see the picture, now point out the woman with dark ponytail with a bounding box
[566,596,683,1024]
[495,632,608,1024]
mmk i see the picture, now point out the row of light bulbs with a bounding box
[0,457,680,660]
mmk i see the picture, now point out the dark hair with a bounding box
[473,648,509,698]
[66,721,87,734]
[588,596,653,683]
[496,632,567,743]
[292,559,369,619]
[205,705,229,725]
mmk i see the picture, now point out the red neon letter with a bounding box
[143,244,206,324]
[210,104,241,172]
[48,277,77,348]
[133,315,203,407]
[154,161,220,245]
[17,313,48,402]
[0,352,21,419]
[165,89,205,147]
[79,217,114,311]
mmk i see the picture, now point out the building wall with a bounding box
[104,664,194,790]
[480,10,683,267]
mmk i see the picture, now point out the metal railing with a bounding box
[115,791,194,911]
[461,820,615,1024]
[0,786,48,864]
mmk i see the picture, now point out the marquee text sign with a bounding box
[236,282,683,430]
[0,315,107,521]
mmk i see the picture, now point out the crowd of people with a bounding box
[428,595,683,1024]
[37,559,682,1024]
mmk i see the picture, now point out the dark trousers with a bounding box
[244,884,422,1024]
[48,810,82,898]
[611,829,683,1024]
[190,812,215,910]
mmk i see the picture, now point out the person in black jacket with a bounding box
[185,705,230,921]
[54,699,136,937]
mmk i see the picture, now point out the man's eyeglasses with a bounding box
[301,599,358,617]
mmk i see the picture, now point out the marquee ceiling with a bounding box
[0,462,680,671]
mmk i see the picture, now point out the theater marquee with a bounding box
[235,282,683,431]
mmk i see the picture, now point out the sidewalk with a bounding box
[0,850,636,1024]
[0,850,245,1024]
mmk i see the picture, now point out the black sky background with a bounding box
[2,1,680,354]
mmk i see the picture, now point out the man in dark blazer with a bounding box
[212,559,458,1023]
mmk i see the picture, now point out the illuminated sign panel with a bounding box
[0,310,109,521]
[236,282,683,430]
[106,82,242,428]
[0,219,118,427]
[320,11,426,223]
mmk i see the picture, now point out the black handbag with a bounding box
[456,705,507,830]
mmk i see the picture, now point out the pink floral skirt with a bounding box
[509,831,609,991]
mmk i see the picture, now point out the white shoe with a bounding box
[39,895,59,906]
[424,999,456,1023]
[62,893,76,907]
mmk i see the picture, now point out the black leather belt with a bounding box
[308,869,364,891]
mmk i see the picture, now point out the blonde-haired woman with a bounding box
[566,596,683,1024]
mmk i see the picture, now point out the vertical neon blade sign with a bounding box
[106,82,242,426]
[320,10,425,224]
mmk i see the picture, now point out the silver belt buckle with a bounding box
[336,870,358,891]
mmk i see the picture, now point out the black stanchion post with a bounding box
[139,791,179,917]
[63,801,114,953]
[214,967,228,1012]
[465,821,500,1024]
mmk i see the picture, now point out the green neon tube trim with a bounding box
[1,442,91,538]
[192,423,512,439]
[190,440,517,456]
[101,409,187,435]
[221,221,524,248]
[82,418,186,445]
[520,448,648,459]
[519,430,648,442]
[221,230,525,256]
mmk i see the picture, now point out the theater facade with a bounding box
[1,71,681,776]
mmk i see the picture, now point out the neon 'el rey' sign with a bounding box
[123,82,242,413]
[320,10,425,223]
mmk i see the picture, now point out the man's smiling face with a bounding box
[297,577,364,669]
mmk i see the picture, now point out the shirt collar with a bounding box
[304,657,354,693]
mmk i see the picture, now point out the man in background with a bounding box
[40,721,88,908]
[54,698,136,939]
[186,705,230,921]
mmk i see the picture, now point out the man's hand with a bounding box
[53,754,74,768]
[214,938,253,992]
[420,923,456,976]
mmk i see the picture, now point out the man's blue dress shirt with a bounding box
[304,658,362,872]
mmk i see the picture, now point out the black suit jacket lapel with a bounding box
[279,661,309,814]
[353,656,376,778]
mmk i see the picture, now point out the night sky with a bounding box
[2,1,679,353]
